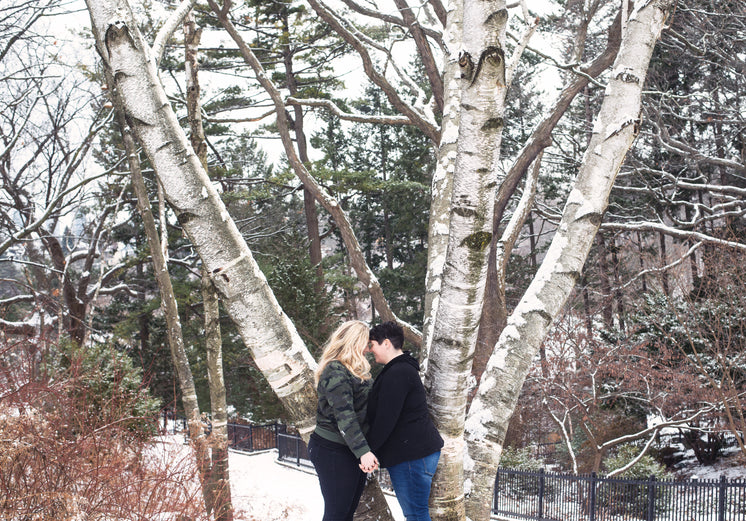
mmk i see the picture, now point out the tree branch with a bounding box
[208,0,423,346]
[152,0,199,67]
[286,97,413,125]
[305,0,440,144]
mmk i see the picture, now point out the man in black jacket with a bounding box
[365,321,443,521]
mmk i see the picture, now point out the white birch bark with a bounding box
[421,0,463,364]
[424,0,508,518]
[463,2,676,519]
[84,0,319,432]
[185,10,234,519]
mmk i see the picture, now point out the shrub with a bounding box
[599,444,672,517]
[497,446,556,499]
[500,446,545,471]
[0,338,205,520]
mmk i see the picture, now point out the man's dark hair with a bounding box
[369,321,404,351]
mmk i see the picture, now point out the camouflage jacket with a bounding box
[313,360,372,458]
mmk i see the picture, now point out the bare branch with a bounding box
[286,97,413,125]
[152,0,199,67]
[602,221,746,252]
[305,0,440,143]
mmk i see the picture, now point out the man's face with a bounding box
[366,339,388,364]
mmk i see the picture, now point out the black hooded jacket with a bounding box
[365,352,443,468]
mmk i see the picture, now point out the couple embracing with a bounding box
[308,320,444,521]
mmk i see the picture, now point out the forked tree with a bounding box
[83,0,676,520]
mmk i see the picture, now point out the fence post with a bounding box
[589,472,597,521]
[718,475,727,521]
[646,475,657,521]
[538,468,545,520]
[296,436,301,466]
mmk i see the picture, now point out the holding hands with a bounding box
[359,451,379,473]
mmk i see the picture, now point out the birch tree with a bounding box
[82,1,688,521]
[463,3,676,519]
[84,0,321,443]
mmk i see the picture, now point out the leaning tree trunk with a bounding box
[423,0,509,519]
[85,0,319,436]
[463,2,676,520]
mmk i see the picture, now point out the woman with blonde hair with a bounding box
[309,320,379,521]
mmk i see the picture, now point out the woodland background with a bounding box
[1,0,744,520]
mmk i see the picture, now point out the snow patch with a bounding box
[463,449,475,472]
[150,441,405,521]
[478,374,496,392]
[432,222,449,236]
[485,346,508,374]
[441,121,459,144]
[501,324,520,342]
[464,404,490,441]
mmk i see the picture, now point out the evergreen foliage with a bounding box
[52,339,162,436]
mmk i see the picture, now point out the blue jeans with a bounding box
[387,451,440,521]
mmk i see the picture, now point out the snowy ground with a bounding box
[670,445,745,481]
[155,431,745,521]
[228,448,405,521]
[157,434,404,521]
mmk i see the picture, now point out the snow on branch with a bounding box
[602,221,746,252]
[286,97,413,126]
[152,0,198,67]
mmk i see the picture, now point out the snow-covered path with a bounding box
[228,449,404,521]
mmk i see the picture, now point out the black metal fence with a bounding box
[227,422,286,453]
[494,468,746,521]
[277,433,312,467]
[166,418,746,521]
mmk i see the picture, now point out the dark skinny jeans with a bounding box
[308,433,367,521]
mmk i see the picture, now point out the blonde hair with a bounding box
[315,320,371,384]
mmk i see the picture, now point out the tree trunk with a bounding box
[202,269,233,521]
[424,0,509,518]
[109,82,210,511]
[185,10,234,520]
[421,0,463,362]
[280,21,325,295]
[610,236,626,332]
[463,2,675,519]
[597,233,615,329]
[86,1,319,433]
[659,230,669,294]
[471,10,621,387]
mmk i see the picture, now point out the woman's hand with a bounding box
[359,451,379,473]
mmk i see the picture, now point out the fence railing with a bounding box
[165,418,745,521]
[494,468,746,521]
[162,412,287,454]
[277,433,312,468]
[228,422,286,453]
